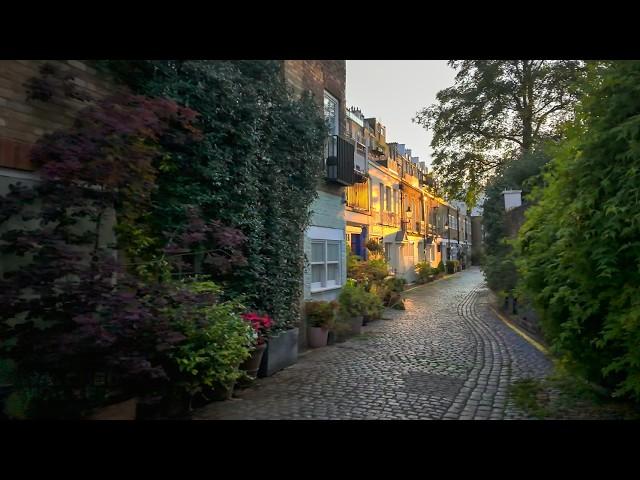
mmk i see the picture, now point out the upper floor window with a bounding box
[324,91,339,136]
[385,186,392,212]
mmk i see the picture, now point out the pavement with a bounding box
[194,267,551,420]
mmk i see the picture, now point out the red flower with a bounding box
[242,311,273,344]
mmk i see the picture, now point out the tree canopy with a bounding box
[415,60,584,205]
[517,61,640,400]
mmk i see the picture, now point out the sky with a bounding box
[346,60,456,169]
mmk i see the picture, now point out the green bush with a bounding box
[517,61,640,401]
[415,262,436,282]
[445,260,460,274]
[348,258,389,290]
[436,260,445,273]
[339,280,385,321]
[482,251,518,292]
[384,277,406,293]
[169,296,255,397]
[304,301,338,329]
[363,289,384,319]
[338,282,367,318]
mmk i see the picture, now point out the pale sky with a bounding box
[346,60,456,169]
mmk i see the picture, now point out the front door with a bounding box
[351,233,362,260]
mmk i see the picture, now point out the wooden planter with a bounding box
[257,328,299,378]
[87,398,138,420]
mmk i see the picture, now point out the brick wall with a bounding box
[282,60,346,134]
[0,60,117,172]
[282,60,346,199]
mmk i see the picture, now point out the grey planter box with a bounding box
[258,328,299,378]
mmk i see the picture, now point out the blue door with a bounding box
[351,233,362,260]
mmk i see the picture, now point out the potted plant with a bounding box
[257,324,300,378]
[240,312,272,378]
[305,301,338,348]
[338,281,366,335]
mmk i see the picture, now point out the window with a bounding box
[311,240,341,290]
[448,214,458,230]
[324,91,339,136]
[385,186,392,211]
[379,183,384,211]
[393,189,399,214]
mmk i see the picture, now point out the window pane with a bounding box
[311,242,325,262]
[324,92,338,135]
[327,263,339,282]
[312,264,325,284]
[327,242,339,262]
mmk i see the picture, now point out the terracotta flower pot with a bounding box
[241,342,267,378]
[307,326,329,348]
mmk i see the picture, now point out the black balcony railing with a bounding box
[325,135,355,185]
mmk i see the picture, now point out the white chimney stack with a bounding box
[502,190,522,211]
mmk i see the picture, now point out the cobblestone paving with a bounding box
[194,267,551,420]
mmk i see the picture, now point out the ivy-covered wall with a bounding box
[94,60,328,331]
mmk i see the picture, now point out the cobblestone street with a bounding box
[194,267,551,420]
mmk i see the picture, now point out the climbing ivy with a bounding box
[95,61,327,329]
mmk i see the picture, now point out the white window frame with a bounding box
[310,239,342,291]
[324,91,339,136]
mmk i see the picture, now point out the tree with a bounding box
[481,149,551,293]
[517,61,640,400]
[415,60,584,205]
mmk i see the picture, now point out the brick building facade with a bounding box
[0,60,116,173]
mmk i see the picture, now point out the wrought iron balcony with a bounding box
[325,135,356,186]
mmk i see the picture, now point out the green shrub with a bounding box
[169,297,255,396]
[446,260,460,274]
[304,300,338,329]
[338,281,367,318]
[339,281,385,321]
[483,251,518,292]
[517,61,640,401]
[384,277,406,293]
[348,258,389,290]
[363,289,384,319]
[415,262,436,282]
[436,260,445,273]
